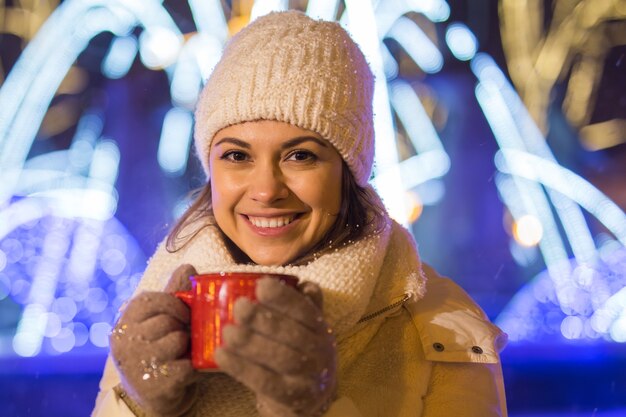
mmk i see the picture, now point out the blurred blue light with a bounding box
[51,327,76,353]
[69,140,95,172]
[584,319,601,339]
[380,43,399,80]
[171,51,202,108]
[387,17,444,73]
[306,0,340,20]
[561,315,584,339]
[373,151,450,191]
[101,248,127,277]
[1,238,23,263]
[1,205,146,356]
[477,70,598,284]
[591,307,614,334]
[74,112,103,141]
[188,0,229,42]
[343,0,406,224]
[42,230,70,259]
[445,22,478,61]
[470,53,507,87]
[51,297,78,322]
[157,107,193,175]
[474,54,601,268]
[85,288,109,314]
[102,35,138,79]
[92,307,116,327]
[573,264,596,289]
[89,140,120,185]
[103,233,127,255]
[138,26,182,69]
[610,317,626,343]
[414,179,445,206]
[23,151,70,173]
[89,322,112,348]
[384,81,449,207]
[509,239,539,267]
[251,0,288,21]
[173,197,192,220]
[494,171,572,284]
[531,274,555,304]
[497,149,626,246]
[30,188,118,221]
[0,12,126,206]
[343,2,391,149]
[66,226,100,289]
[407,0,450,22]
[188,33,223,81]
[0,0,180,208]
[13,302,47,357]
[43,312,62,338]
[599,238,623,262]
[68,113,102,172]
[13,217,72,356]
[0,273,9,300]
[590,285,612,311]
[79,7,132,36]
[70,322,89,347]
[591,287,626,335]
[389,81,447,154]
[498,243,626,343]
[11,279,31,304]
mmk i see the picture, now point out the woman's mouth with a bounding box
[246,215,296,228]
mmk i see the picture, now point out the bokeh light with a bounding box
[406,191,423,224]
[89,322,112,348]
[51,327,76,353]
[138,27,182,69]
[445,22,478,61]
[513,214,543,247]
[561,315,584,339]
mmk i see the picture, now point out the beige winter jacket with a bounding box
[92,221,508,417]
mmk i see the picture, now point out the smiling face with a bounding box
[209,120,343,266]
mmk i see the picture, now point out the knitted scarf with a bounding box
[134,216,426,416]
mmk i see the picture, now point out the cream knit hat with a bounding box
[194,10,375,186]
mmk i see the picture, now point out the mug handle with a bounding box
[174,291,193,307]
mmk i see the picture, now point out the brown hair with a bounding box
[166,163,386,263]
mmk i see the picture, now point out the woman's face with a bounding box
[209,120,343,266]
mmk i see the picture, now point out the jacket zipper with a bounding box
[357,293,411,324]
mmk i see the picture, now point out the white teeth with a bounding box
[248,215,294,228]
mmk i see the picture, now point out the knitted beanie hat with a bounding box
[194,10,375,186]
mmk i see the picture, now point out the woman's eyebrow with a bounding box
[213,137,251,148]
[214,136,327,149]
[281,136,328,149]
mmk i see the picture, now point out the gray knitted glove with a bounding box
[215,278,337,417]
[110,264,199,416]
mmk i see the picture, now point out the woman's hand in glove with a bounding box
[110,264,199,417]
[215,278,337,417]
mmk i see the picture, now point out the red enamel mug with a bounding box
[174,272,299,371]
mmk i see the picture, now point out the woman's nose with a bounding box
[248,163,289,203]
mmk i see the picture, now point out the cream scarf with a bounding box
[134,216,426,415]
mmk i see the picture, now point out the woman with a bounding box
[93,10,507,417]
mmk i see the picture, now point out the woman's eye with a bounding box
[287,150,316,162]
[222,151,248,162]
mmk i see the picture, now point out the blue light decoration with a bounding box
[445,23,478,61]
[0,0,624,361]
[470,54,626,343]
[0,0,448,358]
